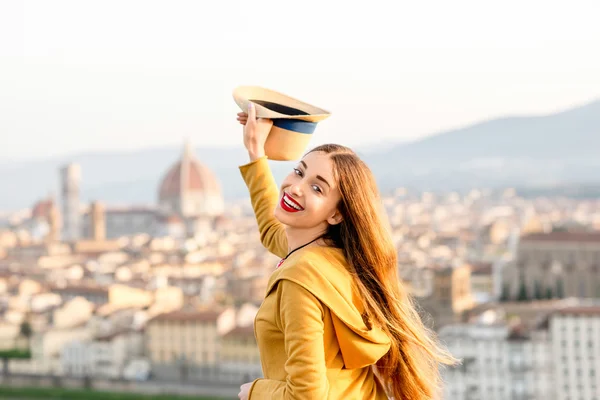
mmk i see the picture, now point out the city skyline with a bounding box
[1,155,599,398]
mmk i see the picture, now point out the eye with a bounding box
[293,168,303,176]
[312,185,322,193]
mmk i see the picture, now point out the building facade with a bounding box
[145,310,222,382]
[503,232,600,301]
[441,304,600,400]
[551,306,600,400]
[440,316,553,400]
[61,330,144,379]
[60,163,81,242]
[219,325,262,384]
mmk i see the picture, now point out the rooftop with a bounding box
[222,325,256,340]
[521,231,600,243]
[555,306,600,316]
[150,309,221,323]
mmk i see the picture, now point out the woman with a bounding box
[236,103,457,400]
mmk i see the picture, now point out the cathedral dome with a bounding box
[158,141,224,217]
[32,197,55,219]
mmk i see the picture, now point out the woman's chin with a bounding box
[274,207,297,226]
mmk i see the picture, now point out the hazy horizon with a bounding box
[1,96,599,166]
[2,0,600,163]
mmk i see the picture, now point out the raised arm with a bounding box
[237,102,288,258]
[239,157,288,258]
[248,280,330,399]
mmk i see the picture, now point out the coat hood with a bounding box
[265,247,391,369]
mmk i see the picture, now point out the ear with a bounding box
[327,210,343,226]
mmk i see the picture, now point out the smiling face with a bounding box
[274,151,343,232]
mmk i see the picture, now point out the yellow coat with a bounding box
[240,157,391,400]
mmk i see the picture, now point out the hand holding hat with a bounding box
[238,103,273,161]
[233,86,331,161]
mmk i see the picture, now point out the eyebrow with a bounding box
[300,160,331,188]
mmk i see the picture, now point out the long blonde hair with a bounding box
[308,144,458,400]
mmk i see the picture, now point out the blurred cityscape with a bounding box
[1,139,599,400]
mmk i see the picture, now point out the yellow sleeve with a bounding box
[239,156,288,258]
[248,280,330,399]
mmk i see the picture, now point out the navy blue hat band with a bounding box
[272,119,317,134]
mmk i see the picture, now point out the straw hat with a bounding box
[233,86,331,161]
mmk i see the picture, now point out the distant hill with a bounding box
[367,98,600,191]
[1,99,599,212]
[381,99,600,160]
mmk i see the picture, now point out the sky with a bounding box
[1,0,599,162]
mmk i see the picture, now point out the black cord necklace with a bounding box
[275,235,323,269]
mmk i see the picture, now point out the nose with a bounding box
[288,183,302,197]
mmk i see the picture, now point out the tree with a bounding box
[545,286,554,300]
[500,283,511,302]
[517,281,528,302]
[177,354,189,382]
[556,279,565,299]
[1,319,33,377]
[0,348,31,377]
[83,374,92,389]
[534,281,543,300]
[19,321,32,348]
[52,374,62,388]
